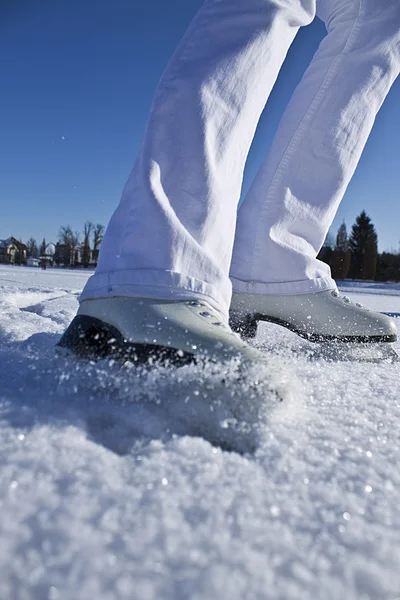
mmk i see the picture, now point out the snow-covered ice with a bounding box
[1,265,400,600]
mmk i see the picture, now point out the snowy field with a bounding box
[1,265,400,600]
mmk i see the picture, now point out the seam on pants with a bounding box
[250,0,365,281]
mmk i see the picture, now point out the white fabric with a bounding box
[81,0,400,320]
[231,0,400,296]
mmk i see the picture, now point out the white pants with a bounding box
[81,0,400,320]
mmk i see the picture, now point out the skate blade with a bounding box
[303,342,399,364]
[231,313,397,345]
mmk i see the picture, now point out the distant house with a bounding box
[54,242,95,267]
[0,237,27,265]
[27,257,40,267]
[40,243,56,267]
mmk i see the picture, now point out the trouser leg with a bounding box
[81,0,316,318]
[230,0,400,296]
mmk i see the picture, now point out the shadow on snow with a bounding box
[0,330,286,456]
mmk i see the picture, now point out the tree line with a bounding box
[19,210,400,280]
[319,210,400,282]
[25,222,105,268]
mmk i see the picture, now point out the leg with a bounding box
[58,0,320,366]
[81,0,316,320]
[229,0,399,342]
[231,0,400,295]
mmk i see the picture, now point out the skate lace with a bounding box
[331,290,364,309]
[186,300,245,341]
[187,301,225,328]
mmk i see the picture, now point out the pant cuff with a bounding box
[230,276,337,296]
[80,269,231,322]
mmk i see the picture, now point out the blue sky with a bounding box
[1,0,399,252]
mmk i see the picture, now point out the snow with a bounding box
[1,265,400,600]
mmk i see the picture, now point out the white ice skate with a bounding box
[229,289,397,361]
[56,297,270,367]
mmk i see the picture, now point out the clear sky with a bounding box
[1,0,399,252]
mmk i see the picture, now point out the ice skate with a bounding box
[56,297,270,367]
[229,289,397,344]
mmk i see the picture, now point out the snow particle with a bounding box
[17,434,25,441]
[10,481,18,489]
[161,478,169,486]
[384,480,394,491]
[365,485,373,493]
[270,505,281,517]
[343,512,351,521]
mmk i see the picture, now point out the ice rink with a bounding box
[1,265,399,600]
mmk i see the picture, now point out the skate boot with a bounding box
[56,297,270,366]
[229,289,397,344]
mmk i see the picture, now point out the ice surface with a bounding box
[1,266,400,600]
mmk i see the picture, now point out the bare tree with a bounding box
[58,226,80,267]
[92,223,105,265]
[26,237,39,259]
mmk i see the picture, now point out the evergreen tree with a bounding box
[331,222,351,279]
[363,236,378,280]
[348,211,378,279]
[323,230,335,250]
[335,222,348,252]
[82,221,93,268]
[376,251,400,282]
[40,238,47,257]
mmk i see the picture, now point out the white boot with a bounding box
[229,290,397,343]
[56,297,270,366]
